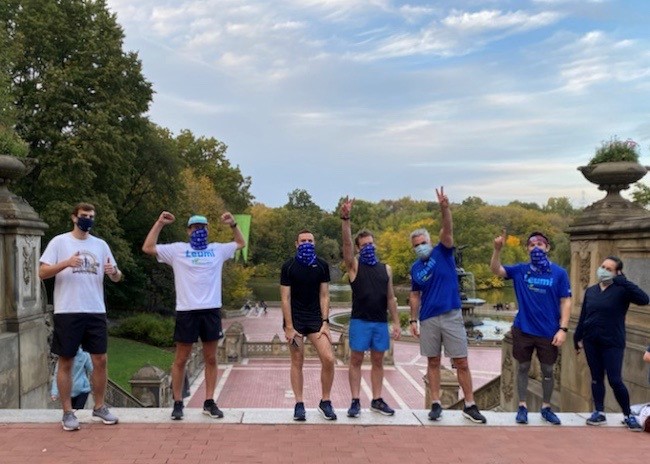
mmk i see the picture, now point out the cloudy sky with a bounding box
[105,0,650,211]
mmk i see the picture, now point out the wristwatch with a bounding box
[559,327,568,333]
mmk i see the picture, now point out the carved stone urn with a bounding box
[0,154,28,190]
[573,161,650,226]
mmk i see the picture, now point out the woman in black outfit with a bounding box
[574,256,648,431]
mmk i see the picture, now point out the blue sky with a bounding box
[106,0,650,211]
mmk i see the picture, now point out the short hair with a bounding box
[296,229,313,241]
[605,255,623,271]
[410,228,430,242]
[354,229,374,247]
[72,202,95,216]
[527,231,550,246]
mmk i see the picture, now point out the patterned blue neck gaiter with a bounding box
[529,247,550,273]
[358,243,378,266]
[295,242,316,266]
[189,228,208,250]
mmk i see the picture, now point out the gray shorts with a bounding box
[419,309,468,358]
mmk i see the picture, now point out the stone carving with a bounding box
[579,253,590,292]
[22,236,36,286]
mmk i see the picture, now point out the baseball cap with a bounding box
[187,215,208,227]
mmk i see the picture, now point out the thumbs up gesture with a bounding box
[104,257,118,277]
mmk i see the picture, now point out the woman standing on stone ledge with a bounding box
[574,256,649,431]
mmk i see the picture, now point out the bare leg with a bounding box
[348,351,364,399]
[309,333,335,400]
[370,350,384,399]
[453,357,475,403]
[171,343,193,401]
[90,354,107,408]
[202,341,218,400]
[56,357,74,412]
[427,357,442,402]
[289,344,305,403]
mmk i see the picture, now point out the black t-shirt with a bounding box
[351,263,389,322]
[280,257,330,321]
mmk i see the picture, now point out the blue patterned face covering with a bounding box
[295,242,316,266]
[358,243,378,266]
[189,228,208,250]
[529,247,550,273]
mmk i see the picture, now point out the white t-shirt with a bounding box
[40,232,117,314]
[155,241,237,311]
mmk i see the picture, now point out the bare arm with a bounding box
[386,265,400,340]
[490,228,508,278]
[552,296,572,347]
[409,291,421,337]
[280,285,296,340]
[340,197,357,279]
[142,211,175,256]
[644,350,650,363]
[39,255,79,280]
[437,187,453,248]
[317,281,331,340]
[221,212,246,250]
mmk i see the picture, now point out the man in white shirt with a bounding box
[40,202,123,431]
[143,211,245,420]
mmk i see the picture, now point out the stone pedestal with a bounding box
[0,155,49,408]
[130,364,170,407]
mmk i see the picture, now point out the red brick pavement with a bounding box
[0,423,646,464]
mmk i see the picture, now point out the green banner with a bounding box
[233,214,251,262]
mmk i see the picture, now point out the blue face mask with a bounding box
[596,267,614,283]
[529,247,550,273]
[296,242,316,266]
[189,227,208,250]
[414,243,433,260]
[76,216,94,232]
[359,243,378,266]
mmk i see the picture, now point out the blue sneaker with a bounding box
[428,402,442,421]
[541,407,561,425]
[318,400,337,420]
[293,402,306,421]
[515,405,528,424]
[347,398,361,418]
[623,415,643,432]
[586,411,606,426]
[370,398,395,416]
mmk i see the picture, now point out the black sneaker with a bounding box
[171,400,184,420]
[347,398,361,418]
[318,400,337,420]
[370,398,395,416]
[462,404,487,424]
[428,402,442,421]
[203,399,224,418]
[293,402,306,421]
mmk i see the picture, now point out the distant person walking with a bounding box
[143,211,245,421]
[574,256,648,431]
[491,229,571,425]
[39,202,123,431]
[409,187,487,424]
[280,229,337,421]
[340,197,401,418]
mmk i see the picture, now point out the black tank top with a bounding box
[350,263,389,322]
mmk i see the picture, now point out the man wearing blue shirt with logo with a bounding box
[491,230,571,425]
[409,187,486,424]
[143,211,245,421]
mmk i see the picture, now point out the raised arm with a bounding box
[437,187,453,248]
[221,212,246,250]
[490,228,508,278]
[142,211,175,256]
[340,197,358,278]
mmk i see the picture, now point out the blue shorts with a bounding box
[349,319,390,352]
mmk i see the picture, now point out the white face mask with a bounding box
[596,267,614,283]
[414,243,433,260]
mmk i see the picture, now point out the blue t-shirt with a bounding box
[410,242,461,321]
[504,262,571,339]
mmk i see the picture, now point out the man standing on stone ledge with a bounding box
[490,229,571,426]
[143,211,245,421]
[340,196,401,418]
[39,202,123,431]
[280,229,337,421]
[409,187,487,424]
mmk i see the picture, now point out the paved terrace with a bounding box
[1,307,647,462]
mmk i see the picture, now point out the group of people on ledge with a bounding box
[42,188,650,433]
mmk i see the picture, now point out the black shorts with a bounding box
[512,326,558,365]
[51,313,108,358]
[284,314,323,336]
[174,308,223,344]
